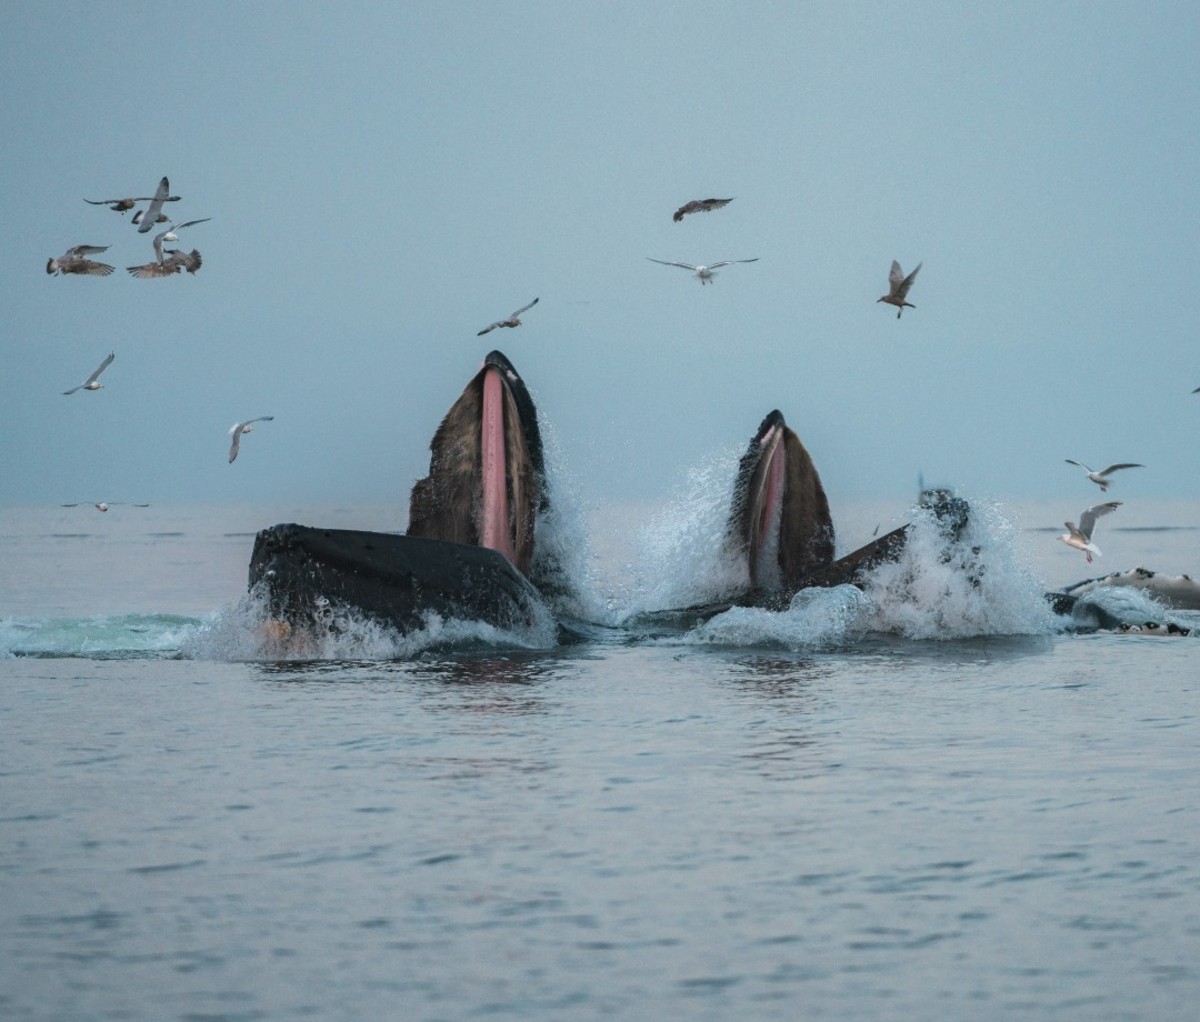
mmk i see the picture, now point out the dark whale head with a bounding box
[407,350,545,576]
[728,410,835,595]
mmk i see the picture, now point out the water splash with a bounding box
[857,499,1060,640]
[527,420,611,626]
[685,584,873,648]
[652,497,1062,649]
[614,446,749,622]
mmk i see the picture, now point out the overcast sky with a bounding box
[4,2,1198,514]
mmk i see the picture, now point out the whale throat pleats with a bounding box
[407,354,541,576]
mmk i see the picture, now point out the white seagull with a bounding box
[647,257,759,285]
[229,416,274,463]
[131,208,170,228]
[1064,459,1143,492]
[60,502,150,512]
[477,297,539,336]
[877,259,922,318]
[139,217,211,266]
[127,220,209,278]
[63,352,115,395]
[1057,501,1121,563]
[46,245,115,277]
[136,177,178,233]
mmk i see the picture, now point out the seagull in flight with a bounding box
[63,352,115,395]
[1064,460,1143,492]
[229,416,274,463]
[1057,501,1121,563]
[153,219,210,263]
[127,220,209,278]
[647,257,759,285]
[84,190,176,215]
[60,502,150,512]
[673,197,734,222]
[127,248,203,278]
[477,298,538,335]
[46,245,115,277]
[131,208,170,228]
[877,260,922,318]
[136,177,179,233]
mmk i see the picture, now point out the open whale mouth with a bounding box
[729,410,835,596]
[407,350,545,577]
[746,412,788,589]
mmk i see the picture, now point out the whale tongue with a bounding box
[480,365,514,566]
[751,425,786,588]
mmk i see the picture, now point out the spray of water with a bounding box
[857,499,1060,640]
[613,446,749,622]
[658,496,1063,649]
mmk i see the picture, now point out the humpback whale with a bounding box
[248,353,1179,646]
[249,351,551,637]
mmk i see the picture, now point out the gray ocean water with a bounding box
[2,496,1198,1021]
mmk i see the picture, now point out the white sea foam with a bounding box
[181,586,558,661]
[856,499,1060,640]
[655,497,1063,649]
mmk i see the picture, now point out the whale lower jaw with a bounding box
[249,524,546,636]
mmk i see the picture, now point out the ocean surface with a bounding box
[2,494,1198,1021]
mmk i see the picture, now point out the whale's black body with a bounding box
[249,526,545,634]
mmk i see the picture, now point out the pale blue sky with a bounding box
[4,2,1198,511]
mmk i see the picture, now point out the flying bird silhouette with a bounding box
[46,245,115,277]
[127,248,204,278]
[126,218,211,278]
[477,298,538,335]
[136,177,178,233]
[1057,501,1121,564]
[60,502,150,512]
[672,197,734,222]
[84,193,173,214]
[877,260,922,318]
[1064,460,1143,492]
[647,257,759,285]
[229,416,274,463]
[63,352,115,395]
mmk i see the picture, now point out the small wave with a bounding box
[682,585,873,649]
[4,590,559,662]
[0,613,201,659]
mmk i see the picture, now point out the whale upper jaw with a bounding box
[729,410,836,598]
[407,350,545,577]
